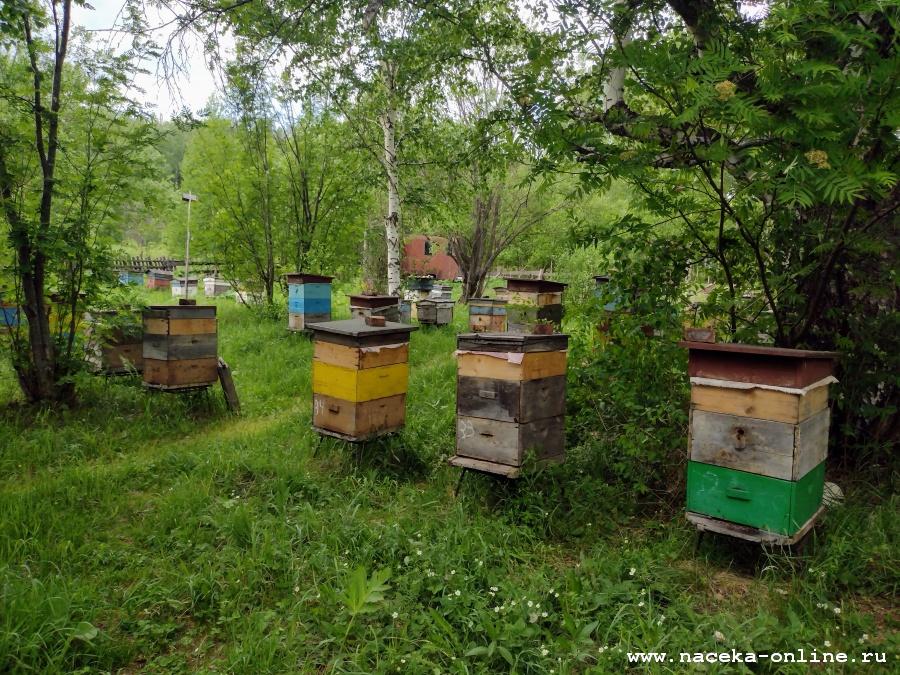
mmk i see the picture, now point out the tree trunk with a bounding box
[382,105,401,295]
[8,2,73,402]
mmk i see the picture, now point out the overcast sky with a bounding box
[72,0,226,119]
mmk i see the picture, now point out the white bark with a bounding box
[602,2,635,112]
[382,104,401,296]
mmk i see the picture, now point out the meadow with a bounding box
[0,290,896,673]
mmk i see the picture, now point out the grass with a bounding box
[0,289,896,673]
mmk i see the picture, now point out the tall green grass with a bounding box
[0,290,896,673]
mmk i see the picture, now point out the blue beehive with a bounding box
[286,273,334,331]
[119,270,145,286]
[0,304,21,330]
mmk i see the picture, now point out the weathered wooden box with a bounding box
[146,269,173,290]
[171,277,199,299]
[286,273,333,331]
[681,341,838,543]
[204,277,231,297]
[503,277,567,333]
[84,310,144,374]
[143,305,218,390]
[468,298,507,332]
[118,271,144,286]
[348,294,401,323]
[450,333,568,477]
[416,299,454,326]
[309,318,416,441]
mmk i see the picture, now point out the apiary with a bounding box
[467,298,507,332]
[142,305,218,390]
[503,277,567,333]
[449,332,568,477]
[349,294,401,323]
[171,277,199,299]
[681,341,838,544]
[286,273,333,331]
[118,270,144,286]
[416,299,454,326]
[146,269,173,290]
[309,318,417,441]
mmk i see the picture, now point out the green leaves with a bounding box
[341,566,391,617]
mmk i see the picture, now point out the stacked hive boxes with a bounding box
[503,278,567,333]
[349,294,401,323]
[468,298,507,332]
[171,277,198,299]
[204,277,231,297]
[681,341,838,543]
[146,269,173,290]
[286,273,333,331]
[416,299,454,326]
[143,305,218,390]
[118,271,144,286]
[450,333,568,477]
[310,319,417,441]
[84,311,143,374]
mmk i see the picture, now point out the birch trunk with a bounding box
[382,105,401,295]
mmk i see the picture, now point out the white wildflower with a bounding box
[629,568,636,576]
[541,611,548,618]
[454,590,461,597]
[833,607,841,615]
[714,630,725,642]
[392,612,399,619]
[824,641,831,647]
[541,647,549,657]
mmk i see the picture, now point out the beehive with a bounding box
[118,271,144,286]
[146,269,173,290]
[204,277,231,297]
[309,318,417,441]
[468,298,507,332]
[143,305,218,390]
[171,277,199,299]
[503,278,567,333]
[84,310,143,375]
[286,273,333,331]
[348,294,401,323]
[0,303,21,331]
[450,333,568,477]
[416,299,454,326]
[681,341,838,544]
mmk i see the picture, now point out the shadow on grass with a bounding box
[314,431,431,482]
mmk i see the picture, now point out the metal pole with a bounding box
[184,198,191,300]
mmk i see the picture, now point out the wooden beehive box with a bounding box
[118,270,144,286]
[468,298,507,332]
[309,318,417,441]
[450,332,568,477]
[84,310,144,374]
[680,341,838,544]
[286,273,333,331]
[146,269,173,290]
[416,299,454,326]
[348,294,401,323]
[0,303,21,331]
[503,277,567,333]
[204,277,231,297]
[142,305,218,390]
[171,277,199,299]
